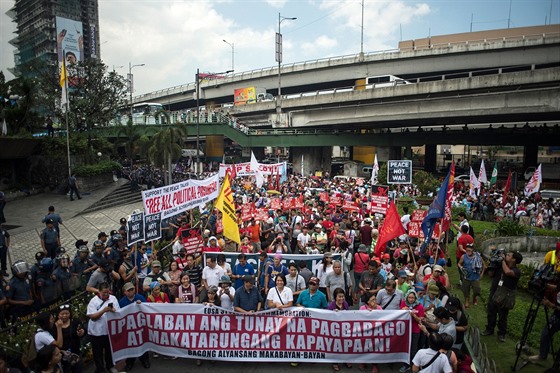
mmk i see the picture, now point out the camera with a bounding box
[488,248,505,270]
[528,264,557,297]
[108,303,113,308]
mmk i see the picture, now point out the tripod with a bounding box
[512,293,553,371]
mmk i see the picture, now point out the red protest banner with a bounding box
[183,230,203,258]
[411,210,427,222]
[107,304,411,364]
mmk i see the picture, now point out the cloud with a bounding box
[318,0,431,50]
[299,35,338,56]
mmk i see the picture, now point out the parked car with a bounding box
[454,174,470,183]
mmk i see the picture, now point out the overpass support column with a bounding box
[292,147,332,176]
[251,147,266,160]
[388,146,402,160]
[523,145,538,170]
[425,144,437,173]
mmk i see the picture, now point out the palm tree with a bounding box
[147,119,188,185]
[114,120,143,165]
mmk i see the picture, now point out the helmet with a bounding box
[11,260,29,275]
[112,234,123,241]
[78,245,90,254]
[93,240,104,250]
[58,254,70,267]
[39,258,54,272]
[35,251,46,262]
[56,247,66,256]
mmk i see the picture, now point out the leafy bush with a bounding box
[412,170,440,196]
[73,160,121,177]
[495,218,528,236]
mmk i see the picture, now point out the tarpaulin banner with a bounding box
[219,162,285,177]
[107,304,411,364]
[141,174,220,219]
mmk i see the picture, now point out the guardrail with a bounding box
[132,31,560,103]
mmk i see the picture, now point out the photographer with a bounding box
[482,250,523,342]
[267,234,288,254]
[528,281,560,362]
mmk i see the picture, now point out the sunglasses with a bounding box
[60,304,71,310]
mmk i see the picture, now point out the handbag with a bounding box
[343,272,354,306]
[491,276,516,310]
[61,350,81,366]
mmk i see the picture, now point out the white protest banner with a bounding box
[107,304,411,364]
[141,174,219,219]
[219,162,285,177]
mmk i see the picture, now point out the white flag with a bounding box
[301,154,304,176]
[250,151,264,188]
[370,154,379,185]
[478,160,488,185]
[524,164,542,197]
[469,167,479,198]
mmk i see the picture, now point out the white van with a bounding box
[365,75,410,89]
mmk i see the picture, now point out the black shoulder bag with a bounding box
[419,351,441,371]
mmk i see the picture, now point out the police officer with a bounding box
[7,260,34,320]
[40,219,60,259]
[0,223,10,277]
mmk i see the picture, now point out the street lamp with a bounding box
[128,62,145,123]
[195,68,233,177]
[276,13,297,116]
[223,39,234,72]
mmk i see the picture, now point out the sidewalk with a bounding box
[3,179,143,267]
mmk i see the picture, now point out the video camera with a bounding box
[528,264,557,297]
[487,248,506,270]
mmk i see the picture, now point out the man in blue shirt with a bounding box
[231,254,255,289]
[233,275,262,313]
[296,277,327,309]
[119,282,150,370]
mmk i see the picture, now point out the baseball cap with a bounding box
[309,277,320,285]
[151,260,161,268]
[122,282,135,292]
[433,265,444,272]
[398,270,407,278]
[446,296,461,312]
[382,253,390,259]
[74,239,88,249]
[46,218,54,224]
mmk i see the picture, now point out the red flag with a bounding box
[441,162,455,232]
[230,160,237,179]
[374,202,406,257]
[502,170,512,207]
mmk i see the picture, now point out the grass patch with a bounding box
[445,233,559,372]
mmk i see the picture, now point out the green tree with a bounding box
[148,119,187,185]
[413,170,440,196]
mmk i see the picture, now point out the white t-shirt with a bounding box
[267,286,293,306]
[218,286,236,311]
[285,274,306,293]
[35,329,54,351]
[297,233,310,248]
[412,348,452,373]
[202,265,225,288]
[86,294,121,336]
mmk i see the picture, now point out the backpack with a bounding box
[468,224,475,238]
[21,332,38,367]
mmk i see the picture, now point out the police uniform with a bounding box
[7,275,33,319]
[0,227,9,274]
[41,226,59,259]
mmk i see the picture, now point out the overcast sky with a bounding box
[1,0,558,95]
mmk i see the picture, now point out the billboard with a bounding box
[56,16,84,87]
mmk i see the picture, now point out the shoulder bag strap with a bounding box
[382,294,397,309]
[419,351,441,371]
[275,287,285,305]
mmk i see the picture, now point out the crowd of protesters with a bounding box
[0,169,558,373]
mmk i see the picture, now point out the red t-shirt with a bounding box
[456,234,474,259]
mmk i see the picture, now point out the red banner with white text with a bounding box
[107,304,410,364]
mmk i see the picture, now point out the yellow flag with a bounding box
[215,172,241,244]
[60,57,68,111]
